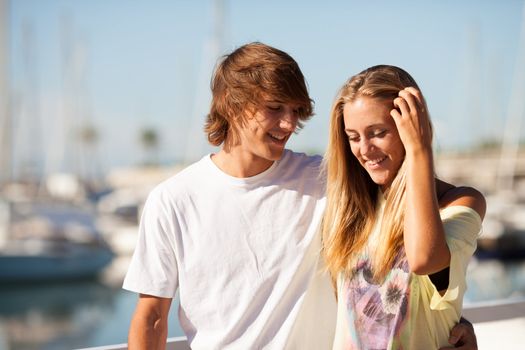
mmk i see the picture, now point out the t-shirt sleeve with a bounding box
[427,206,482,310]
[122,186,180,298]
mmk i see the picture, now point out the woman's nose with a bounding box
[360,138,375,155]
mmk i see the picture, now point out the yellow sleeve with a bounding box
[427,206,482,310]
[407,207,482,348]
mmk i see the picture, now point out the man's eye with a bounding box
[267,105,281,111]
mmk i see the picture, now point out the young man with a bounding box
[123,42,477,349]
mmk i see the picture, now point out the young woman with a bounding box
[322,65,486,349]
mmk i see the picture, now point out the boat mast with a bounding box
[0,0,11,185]
[16,20,42,182]
[47,14,98,181]
[498,1,525,193]
[184,0,227,163]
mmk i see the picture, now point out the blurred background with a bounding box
[0,0,524,349]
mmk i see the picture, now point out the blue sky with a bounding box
[6,0,525,173]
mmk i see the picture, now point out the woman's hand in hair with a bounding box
[390,87,432,156]
[394,87,450,275]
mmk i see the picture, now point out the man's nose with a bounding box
[279,111,298,131]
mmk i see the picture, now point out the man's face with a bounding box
[235,99,301,167]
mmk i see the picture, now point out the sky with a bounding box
[4,0,525,176]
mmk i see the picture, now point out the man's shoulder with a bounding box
[280,150,324,179]
[149,155,211,199]
[283,149,323,168]
[277,150,325,190]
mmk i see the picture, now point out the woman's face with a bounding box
[343,96,405,190]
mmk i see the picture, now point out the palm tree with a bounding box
[139,127,159,166]
[77,123,100,182]
[79,124,98,146]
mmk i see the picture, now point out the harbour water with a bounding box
[0,276,185,350]
[0,257,524,350]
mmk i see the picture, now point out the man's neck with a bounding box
[211,148,275,178]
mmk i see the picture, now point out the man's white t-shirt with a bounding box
[123,150,336,349]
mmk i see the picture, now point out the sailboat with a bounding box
[474,0,525,260]
[0,0,113,282]
[0,192,114,282]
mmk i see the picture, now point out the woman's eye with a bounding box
[267,105,281,111]
[372,130,386,138]
[348,135,359,143]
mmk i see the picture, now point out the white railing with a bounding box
[78,297,525,350]
[463,297,525,323]
[76,336,189,350]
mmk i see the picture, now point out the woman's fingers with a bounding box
[398,89,421,114]
[391,88,432,152]
[390,106,402,121]
[393,96,410,118]
[404,86,427,109]
[400,87,429,121]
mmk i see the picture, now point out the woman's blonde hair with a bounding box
[322,65,427,283]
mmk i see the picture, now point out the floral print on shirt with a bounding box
[342,253,411,350]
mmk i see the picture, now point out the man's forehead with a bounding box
[258,96,303,107]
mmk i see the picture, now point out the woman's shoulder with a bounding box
[437,180,486,219]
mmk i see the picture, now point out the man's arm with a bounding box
[440,318,477,350]
[128,294,173,350]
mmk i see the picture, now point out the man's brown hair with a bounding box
[205,42,314,148]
